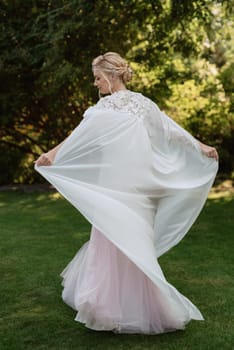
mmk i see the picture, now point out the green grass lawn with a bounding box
[0,189,233,350]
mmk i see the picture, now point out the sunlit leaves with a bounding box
[0,0,233,183]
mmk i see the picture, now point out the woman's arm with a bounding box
[34,139,66,166]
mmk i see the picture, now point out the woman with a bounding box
[35,52,218,334]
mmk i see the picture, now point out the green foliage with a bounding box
[0,0,233,184]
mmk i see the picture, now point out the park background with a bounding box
[0,1,234,350]
[0,0,233,185]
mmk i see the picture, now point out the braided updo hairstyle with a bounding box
[92,52,133,84]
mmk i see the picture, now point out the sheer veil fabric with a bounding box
[35,90,218,334]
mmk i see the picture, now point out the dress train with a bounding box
[61,226,200,334]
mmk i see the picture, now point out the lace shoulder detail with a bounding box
[95,90,153,119]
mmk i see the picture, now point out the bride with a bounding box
[35,52,218,334]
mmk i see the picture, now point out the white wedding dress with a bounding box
[35,90,218,334]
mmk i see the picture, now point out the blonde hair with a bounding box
[92,52,133,85]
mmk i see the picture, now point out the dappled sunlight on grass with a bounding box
[10,305,48,319]
[72,230,90,239]
[208,179,234,200]
[34,191,64,202]
[48,192,63,200]
[35,192,57,202]
[209,190,233,200]
[189,276,230,287]
[30,191,63,202]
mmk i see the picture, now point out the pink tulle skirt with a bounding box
[61,226,189,334]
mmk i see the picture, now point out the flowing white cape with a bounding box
[35,90,218,321]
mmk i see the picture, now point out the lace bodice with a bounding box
[94,90,153,119]
[84,89,200,152]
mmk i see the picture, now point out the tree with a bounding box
[0,0,233,184]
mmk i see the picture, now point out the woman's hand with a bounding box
[199,142,219,161]
[34,153,53,166]
[34,139,66,167]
